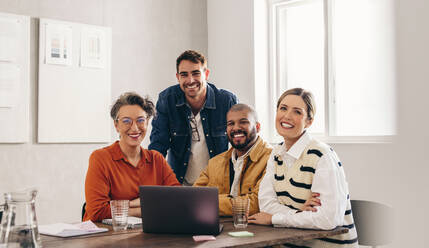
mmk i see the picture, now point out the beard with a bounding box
[228,127,257,151]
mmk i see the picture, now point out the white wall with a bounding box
[207,0,255,105]
[207,0,272,141]
[394,0,429,246]
[0,0,207,224]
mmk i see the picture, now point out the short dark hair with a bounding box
[110,92,155,120]
[176,50,207,72]
[276,88,316,121]
[228,103,259,123]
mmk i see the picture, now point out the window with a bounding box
[268,0,396,142]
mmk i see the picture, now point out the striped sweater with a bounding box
[273,140,358,248]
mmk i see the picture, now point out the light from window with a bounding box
[270,0,395,139]
[278,0,325,134]
[333,0,395,136]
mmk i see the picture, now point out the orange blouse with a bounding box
[84,141,180,221]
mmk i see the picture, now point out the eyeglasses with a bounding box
[189,116,200,142]
[116,117,147,128]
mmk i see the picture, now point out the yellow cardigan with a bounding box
[194,137,272,216]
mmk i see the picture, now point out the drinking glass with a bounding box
[231,196,250,228]
[110,200,129,231]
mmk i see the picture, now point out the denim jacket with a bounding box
[149,83,238,183]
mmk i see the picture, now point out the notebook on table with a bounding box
[139,185,223,235]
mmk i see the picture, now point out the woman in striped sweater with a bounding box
[249,88,358,247]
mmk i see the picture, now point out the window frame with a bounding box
[268,0,395,143]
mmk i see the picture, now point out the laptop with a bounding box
[139,185,223,235]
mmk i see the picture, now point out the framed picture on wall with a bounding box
[80,27,107,69]
[44,22,72,66]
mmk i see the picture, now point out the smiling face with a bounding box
[276,95,313,148]
[114,105,148,149]
[227,109,260,156]
[176,60,209,99]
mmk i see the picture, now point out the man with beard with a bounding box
[194,104,272,216]
[149,50,238,185]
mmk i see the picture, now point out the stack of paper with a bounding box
[102,216,142,229]
[39,220,108,237]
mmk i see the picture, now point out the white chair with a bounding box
[351,200,394,248]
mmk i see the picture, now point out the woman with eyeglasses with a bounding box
[248,88,358,247]
[83,92,180,222]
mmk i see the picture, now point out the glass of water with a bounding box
[110,200,129,231]
[231,196,250,228]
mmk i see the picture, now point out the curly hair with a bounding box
[110,92,155,120]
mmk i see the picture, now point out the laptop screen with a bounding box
[139,186,221,235]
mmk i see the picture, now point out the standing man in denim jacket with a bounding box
[149,50,238,185]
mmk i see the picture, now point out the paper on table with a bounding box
[193,235,216,242]
[102,216,142,229]
[39,220,108,237]
[75,220,103,231]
